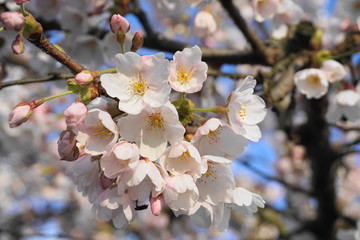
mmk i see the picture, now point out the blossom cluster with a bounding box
[59,45,266,230]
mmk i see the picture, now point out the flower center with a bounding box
[92,121,113,139]
[129,73,147,96]
[146,113,165,130]
[177,65,196,84]
[238,103,247,120]
[207,128,222,144]
[175,151,191,161]
[201,163,217,183]
[308,74,321,85]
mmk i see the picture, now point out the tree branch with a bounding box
[240,160,312,195]
[0,73,73,90]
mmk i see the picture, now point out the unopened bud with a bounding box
[131,31,143,52]
[75,70,93,85]
[8,102,32,128]
[0,12,25,31]
[150,195,164,216]
[12,34,25,54]
[13,0,30,4]
[110,14,130,35]
[57,130,79,161]
[64,101,88,129]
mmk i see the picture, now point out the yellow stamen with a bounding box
[177,65,196,84]
[146,113,165,130]
[175,151,191,162]
[208,128,222,144]
[307,74,321,85]
[128,72,147,96]
[238,103,247,120]
[91,120,113,139]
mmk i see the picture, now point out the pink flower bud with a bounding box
[150,195,164,216]
[110,14,130,34]
[0,12,25,31]
[57,130,79,161]
[131,31,143,52]
[8,103,32,128]
[75,70,93,85]
[13,0,30,4]
[12,34,25,55]
[64,101,87,128]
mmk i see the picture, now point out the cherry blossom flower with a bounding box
[163,173,199,214]
[160,141,202,177]
[100,141,139,178]
[326,90,360,123]
[193,10,217,38]
[118,102,185,160]
[252,0,279,22]
[294,68,329,99]
[191,118,248,157]
[75,109,118,156]
[118,160,165,202]
[110,14,130,35]
[227,76,267,142]
[168,46,208,93]
[196,155,235,205]
[321,59,347,83]
[100,52,171,115]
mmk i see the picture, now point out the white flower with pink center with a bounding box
[275,0,303,25]
[168,46,208,93]
[191,118,248,158]
[326,90,360,123]
[160,141,201,178]
[118,102,185,160]
[321,59,347,83]
[75,109,119,156]
[118,160,165,203]
[100,141,139,179]
[227,76,267,142]
[193,10,217,38]
[294,68,329,99]
[100,52,171,115]
[196,155,235,205]
[163,173,199,214]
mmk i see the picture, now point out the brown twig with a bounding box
[0,73,73,90]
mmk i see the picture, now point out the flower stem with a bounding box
[43,91,74,102]
[191,107,215,112]
[179,92,185,103]
[96,68,117,75]
[19,3,27,16]
[120,43,125,54]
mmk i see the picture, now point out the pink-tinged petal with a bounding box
[234,76,257,95]
[243,124,262,142]
[117,114,144,143]
[219,127,248,156]
[100,73,132,101]
[161,102,181,124]
[118,94,145,114]
[114,52,142,76]
[140,128,167,160]
[143,87,170,108]
[241,95,267,125]
[165,122,185,146]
